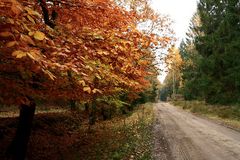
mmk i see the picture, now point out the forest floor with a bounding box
[153,102,240,160]
[0,103,154,160]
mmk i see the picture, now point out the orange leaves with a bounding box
[6,41,17,47]
[10,0,23,16]
[0,31,13,37]
[0,0,172,105]
[96,49,109,56]
[42,69,56,80]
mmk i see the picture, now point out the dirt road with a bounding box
[153,102,240,160]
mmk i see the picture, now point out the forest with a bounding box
[160,0,240,105]
[1,0,240,160]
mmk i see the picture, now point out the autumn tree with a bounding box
[162,47,183,98]
[0,0,174,159]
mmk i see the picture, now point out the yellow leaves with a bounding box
[79,80,86,86]
[23,23,31,32]
[12,50,27,58]
[92,88,102,94]
[95,74,102,80]
[71,68,79,74]
[24,7,41,17]
[33,31,45,41]
[28,31,34,36]
[85,65,93,71]
[12,49,41,61]
[97,50,109,55]
[93,35,104,40]
[27,15,35,24]
[0,32,13,37]
[138,60,148,66]
[6,41,17,47]
[42,69,56,80]
[7,18,15,24]
[83,86,102,94]
[20,34,35,45]
[83,86,91,94]
[27,50,41,61]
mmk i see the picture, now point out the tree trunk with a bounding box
[89,100,96,125]
[6,101,36,160]
[70,100,76,110]
[84,103,89,112]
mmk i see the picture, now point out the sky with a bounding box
[150,0,198,83]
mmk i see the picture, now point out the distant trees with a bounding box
[160,0,240,104]
[160,46,183,100]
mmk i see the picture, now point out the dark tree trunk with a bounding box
[6,101,36,160]
[70,100,76,110]
[39,0,56,28]
[84,103,89,112]
[89,100,96,125]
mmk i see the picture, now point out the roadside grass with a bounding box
[0,103,154,160]
[69,103,154,160]
[109,103,154,160]
[172,100,240,130]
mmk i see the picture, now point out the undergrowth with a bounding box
[70,103,154,160]
[0,103,154,160]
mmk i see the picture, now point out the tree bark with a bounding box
[89,100,96,125]
[6,100,36,160]
[70,100,76,110]
[39,0,56,28]
[84,102,89,112]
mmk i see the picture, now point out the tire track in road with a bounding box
[153,102,240,160]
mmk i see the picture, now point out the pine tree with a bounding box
[195,0,240,104]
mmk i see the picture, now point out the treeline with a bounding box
[161,0,240,105]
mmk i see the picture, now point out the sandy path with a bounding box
[153,102,240,160]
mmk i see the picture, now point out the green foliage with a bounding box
[109,104,154,160]
[195,0,240,104]
[179,0,240,104]
[159,86,171,101]
[133,77,160,105]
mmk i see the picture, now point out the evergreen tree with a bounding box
[196,0,240,104]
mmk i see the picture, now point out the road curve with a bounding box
[153,102,240,160]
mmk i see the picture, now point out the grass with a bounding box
[172,100,240,130]
[0,103,154,160]
[70,103,154,160]
[109,103,154,160]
